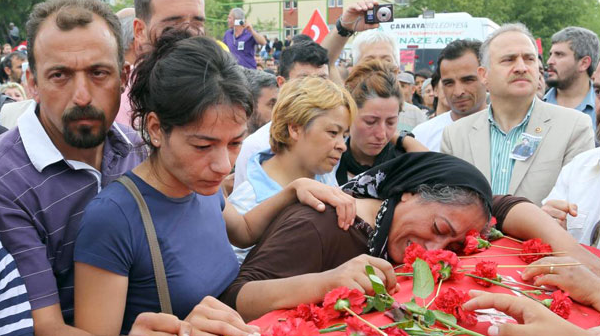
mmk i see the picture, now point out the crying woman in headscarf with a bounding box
[220,152,521,321]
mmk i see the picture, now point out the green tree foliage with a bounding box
[205,0,244,40]
[1,0,243,45]
[254,18,278,34]
[110,0,240,40]
[0,0,44,44]
[111,0,135,12]
[395,0,600,60]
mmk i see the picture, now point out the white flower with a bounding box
[367,184,378,197]
[375,171,386,186]
[358,174,374,186]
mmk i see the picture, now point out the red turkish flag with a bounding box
[536,37,543,55]
[301,10,329,44]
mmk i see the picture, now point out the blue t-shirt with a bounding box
[74,171,238,334]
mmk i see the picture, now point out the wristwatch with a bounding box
[395,130,415,153]
[336,18,354,37]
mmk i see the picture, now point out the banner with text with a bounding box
[378,18,497,49]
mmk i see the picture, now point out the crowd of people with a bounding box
[1,0,600,336]
[0,23,28,105]
[0,49,27,104]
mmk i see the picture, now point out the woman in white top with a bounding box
[229,76,356,263]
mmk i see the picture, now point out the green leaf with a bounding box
[432,309,457,325]
[365,265,386,295]
[403,300,426,315]
[423,310,436,326]
[412,258,435,298]
[362,297,375,314]
[378,319,414,329]
[542,299,553,308]
[369,274,386,295]
[405,331,430,336]
[380,294,396,308]
[477,238,491,248]
[439,265,451,281]
[319,323,347,334]
[488,227,504,241]
[523,290,542,295]
[374,297,386,312]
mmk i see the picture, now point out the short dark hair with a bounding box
[277,40,328,80]
[240,67,277,108]
[26,0,123,79]
[435,39,481,80]
[3,51,26,72]
[134,0,152,22]
[552,26,599,77]
[129,30,253,151]
[431,69,441,89]
[291,34,312,45]
[415,68,432,80]
[431,70,441,111]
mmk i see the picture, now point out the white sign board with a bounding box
[378,16,498,49]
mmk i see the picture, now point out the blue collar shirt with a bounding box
[544,80,596,129]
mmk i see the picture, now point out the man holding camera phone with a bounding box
[223,8,267,69]
[322,0,393,84]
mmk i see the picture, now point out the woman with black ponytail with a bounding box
[72,31,355,335]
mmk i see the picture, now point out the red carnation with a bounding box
[288,303,328,328]
[345,316,378,336]
[323,287,366,319]
[549,290,573,319]
[471,261,499,287]
[466,229,481,238]
[424,249,463,282]
[463,235,481,255]
[490,216,497,226]
[520,238,553,263]
[400,243,427,273]
[463,235,491,255]
[434,287,477,326]
[265,318,320,336]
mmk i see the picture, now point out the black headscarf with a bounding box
[335,137,403,185]
[341,152,492,260]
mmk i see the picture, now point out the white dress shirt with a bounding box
[543,147,600,246]
[412,111,453,152]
